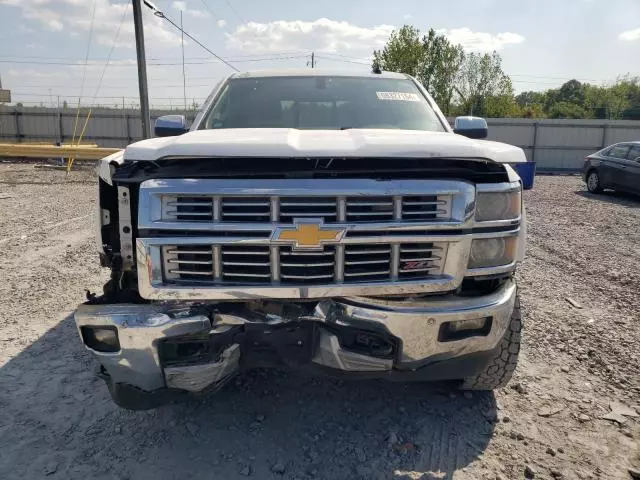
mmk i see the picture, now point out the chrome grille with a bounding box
[280,246,336,283]
[280,197,337,222]
[162,242,446,285]
[139,178,481,299]
[161,194,451,224]
[346,197,394,222]
[163,245,213,281]
[166,197,214,221]
[398,243,444,279]
[222,245,271,283]
[221,197,270,222]
[344,245,391,281]
[402,196,447,220]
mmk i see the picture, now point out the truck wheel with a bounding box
[461,295,522,391]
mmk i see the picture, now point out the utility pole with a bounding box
[132,0,151,138]
[180,10,187,115]
[311,51,315,68]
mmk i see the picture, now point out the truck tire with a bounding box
[461,295,522,391]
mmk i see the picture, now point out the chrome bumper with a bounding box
[75,280,516,393]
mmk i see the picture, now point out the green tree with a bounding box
[372,26,424,78]
[419,29,464,115]
[372,26,465,115]
[548,101,588,119]
[454,51,514,117]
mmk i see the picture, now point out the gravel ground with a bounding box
[0,164,638,480]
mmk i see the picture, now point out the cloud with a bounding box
[438,27,524,52]
[4,0,182,48]
[172,0,210,18]
[7,68,71,80]
[217,19,227,28]
[403,14,412,20]
[227,18,395,54]
[619,28,640,41]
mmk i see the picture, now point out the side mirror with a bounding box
[154,115,188,137]
[454,116,488,139]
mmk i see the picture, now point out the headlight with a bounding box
[475,190,521,221]
[468,237,517,269]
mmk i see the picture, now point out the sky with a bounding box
[0,0,639,109]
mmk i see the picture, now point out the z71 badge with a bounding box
[402,260,433,271]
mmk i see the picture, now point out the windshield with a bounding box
[200,76,446,132]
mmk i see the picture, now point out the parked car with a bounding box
[77,69,528,409]
[584,141,640,195]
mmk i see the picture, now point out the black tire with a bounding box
[461,295,522,391]
[586,170,603,193]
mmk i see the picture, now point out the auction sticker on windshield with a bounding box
[376,91,420,101]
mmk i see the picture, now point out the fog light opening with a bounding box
[438,317,492,342]
[81,326,120,353]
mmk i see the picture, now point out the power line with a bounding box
[223,0,246,23]
[0,51,309,61]
[315,55,369,66]
[88,3,130,106]
[198,0,235,35]
[143,1,239,72]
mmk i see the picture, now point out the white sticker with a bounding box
[376,91,420,102]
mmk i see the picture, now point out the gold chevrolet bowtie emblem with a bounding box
[272,221,346,251]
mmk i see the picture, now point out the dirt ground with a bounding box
[0,163,638,480]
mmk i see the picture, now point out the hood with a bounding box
[122,129,526,164]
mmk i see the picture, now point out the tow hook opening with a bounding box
[438,317,492,342]
[323,326,397,360]
[80,326,120,353]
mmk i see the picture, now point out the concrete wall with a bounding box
[1,107,639,171]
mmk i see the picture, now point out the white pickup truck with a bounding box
[76,69,526,409]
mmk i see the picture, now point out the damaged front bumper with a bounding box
[74,280,516,404]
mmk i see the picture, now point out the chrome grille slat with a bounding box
[167,202,213,207]
[280,212,336,217]
[402,210,447,216]
[223,202,271,207]
[344,270,391,277]
[281,251,333,256]
[224,250,271,255]
[224,272,271,278]
[399,267,438,273]
[346,249,390,255]
[166,211,213,217]
[280,202,336,207]
[281,274,334,280]
[344,259,389,265]
[222,261,271,266]
[398,257,440,262]
[281,262,334,267]
[169,269,214,276]
[168,259,213,265]
[222,212,271,217]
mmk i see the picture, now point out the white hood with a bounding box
[122,129,526,164]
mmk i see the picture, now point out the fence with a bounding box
[1,106,639,170]
[0,106,197,149]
